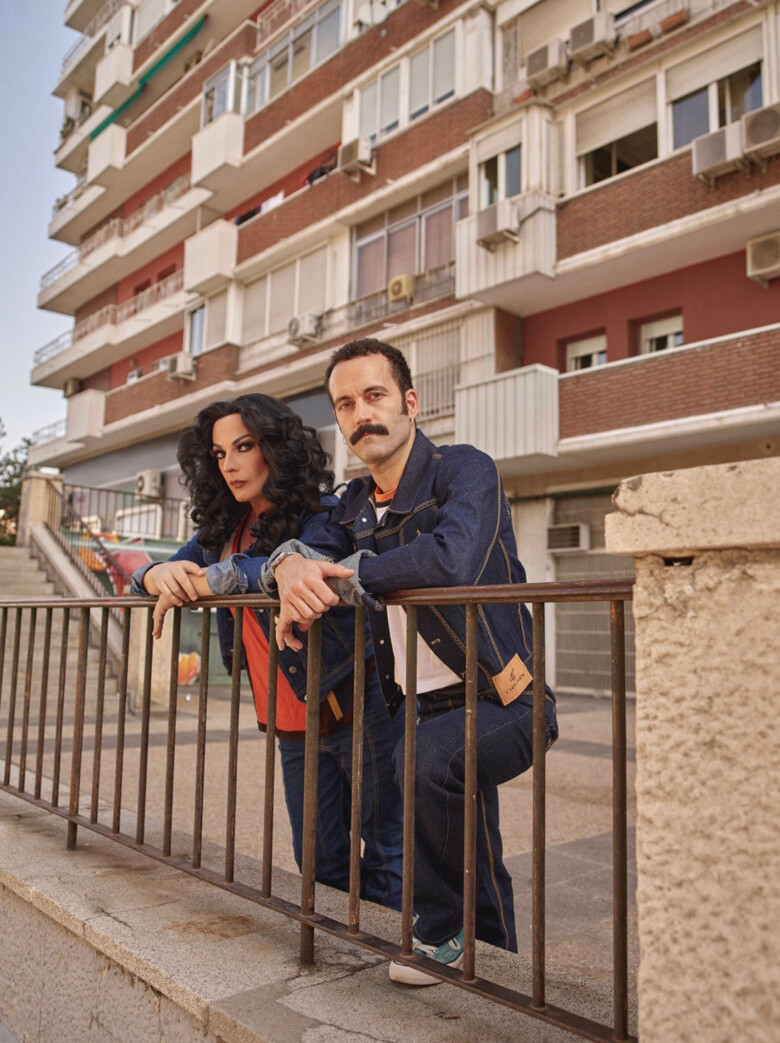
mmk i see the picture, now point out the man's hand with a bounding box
[143,561,212,638]
[273,554,354,650]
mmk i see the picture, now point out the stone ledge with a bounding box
[605,457,780,557]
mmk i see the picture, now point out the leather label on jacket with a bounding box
[492,653,532,705]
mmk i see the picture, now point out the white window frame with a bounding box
[566,334,607,372]
[479,144,522,209]
[187,304,206,356]
[670,61,763,152]
[639,314,684,354]
[202,61,242,127]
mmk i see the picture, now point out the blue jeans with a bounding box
[278,674,404,909]
[393,692,557,950]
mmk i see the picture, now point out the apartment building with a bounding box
[30,0,780,693]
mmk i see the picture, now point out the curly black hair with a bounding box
[176,394,333,554]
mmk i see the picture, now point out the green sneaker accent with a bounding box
[389,929,464,986]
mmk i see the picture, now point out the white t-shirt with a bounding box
[374,501,461,694]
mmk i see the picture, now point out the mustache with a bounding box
[350,423,389,446]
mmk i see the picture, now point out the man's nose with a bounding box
[354,399,373,424]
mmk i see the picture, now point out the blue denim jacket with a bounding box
[130,499,367,702]
[264,431,557,732]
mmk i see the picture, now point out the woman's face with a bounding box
[211,413,271,517]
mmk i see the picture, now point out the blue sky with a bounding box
[0,2,78,451]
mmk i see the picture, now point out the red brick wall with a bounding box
[122,153,192,218]
[74,285,118,324]
[558,152,780,260]
[238,91,491,263]
[243,0,461,155]
[558,328,780,439]
[116,243,185,304]
[226,145,339,223]
[108,332,184,390]
[133,0,209,72]
[104,343,239,424]
[127,22,257,154]
[524,251,780,366]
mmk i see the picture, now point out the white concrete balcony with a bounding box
[86,122,127,187]
[49,179,111,246]
[65,0,112,33]
[55,103,113,175]
[455,364,560,476]
[94,41,134,107]
[456,192,557,307]
[184,219,238,295]
[55,29,105,101]
[191,112,245,193]
[39,175,210,314]
[65,388,106,445]
[31,270,191,388]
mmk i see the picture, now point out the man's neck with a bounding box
[370,426,416,495]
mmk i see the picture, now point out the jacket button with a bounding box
[379,639,385,645]
[289,666,297,674]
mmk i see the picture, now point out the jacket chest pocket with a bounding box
[384,502,438,547]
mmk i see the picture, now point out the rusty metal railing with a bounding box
[0,580,635,1041]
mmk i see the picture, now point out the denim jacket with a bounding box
[130,499,367,702]
[264,431,557,730]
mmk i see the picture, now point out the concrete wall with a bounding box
[606,457,780,1043]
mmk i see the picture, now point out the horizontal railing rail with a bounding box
[0,580,636,1042]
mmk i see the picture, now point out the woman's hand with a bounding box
[143,560,212,638]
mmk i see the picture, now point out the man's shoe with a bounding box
[389,929,464,986]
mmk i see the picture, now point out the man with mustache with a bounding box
[263,337,558,985]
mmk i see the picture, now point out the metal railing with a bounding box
[347,263,456,328]
[0,578,636,1041]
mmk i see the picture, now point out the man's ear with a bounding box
[405,389,419,419]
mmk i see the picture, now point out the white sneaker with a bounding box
[389,929,464,986]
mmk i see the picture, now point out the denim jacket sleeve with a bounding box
[358,445,512,593]
[263,540,381,609]
[129,532,210,596]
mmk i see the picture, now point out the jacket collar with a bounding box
[338,428,436,526]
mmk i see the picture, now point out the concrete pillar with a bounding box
[605,457,780,1043]
[17,471,62,547]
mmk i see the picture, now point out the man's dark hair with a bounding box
[177,394,333,553]
[325,338,414,399]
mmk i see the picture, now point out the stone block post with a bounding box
[605,458,780,1043]
[17,470,62,547]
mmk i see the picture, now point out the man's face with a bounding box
[328,354,418,474]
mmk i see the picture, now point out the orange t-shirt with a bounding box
[230,519,306,735]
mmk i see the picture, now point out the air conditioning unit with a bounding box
[387,273,415,302]
[746,231,780,284]
[742,102,780,162]
[63,377,82,398]
[135,469,163,498]
[476,198,520,251]
[287,313,321,346]
[692,122,744,181]
[547,524,591,554]
[338,136,374,175]
[569,12,615,65]
[525,38,568,90]
[167,352,196,381]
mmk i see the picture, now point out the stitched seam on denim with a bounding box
[373,497,438,543]
[479,788,510,948]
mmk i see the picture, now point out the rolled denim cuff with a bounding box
[205,557,249,595]
[130,561,159,596]
[262,540,382,610]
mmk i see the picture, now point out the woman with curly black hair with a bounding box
[131,394,403,908]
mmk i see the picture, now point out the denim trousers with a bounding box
[393,691,556,951]
[278,673,405,910]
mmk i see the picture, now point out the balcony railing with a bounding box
[619,0,735,34]
[52,174,87,220]
[347,263,456,328]
[256,0,320,44]
[30,419,67,447]
[41,174,191,290]
[33,269,185,367]
[0,578,635,1041]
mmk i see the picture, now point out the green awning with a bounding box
[90,15,207,141]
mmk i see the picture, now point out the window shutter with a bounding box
[205,290,227,349]
[519,0,591,62]
[666,27,762,101]
[298,247,327,315]
[242,277,267,345]
[576,79,657,154]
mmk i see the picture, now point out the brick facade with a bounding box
[558,328,780,439]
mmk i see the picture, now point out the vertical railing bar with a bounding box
[52,608,71,807]
[34,608,53,800]
[0,606,8,720]
[136,606,154,845]
[462,602,479,982]
[67,607,90,849]
[163,606,181,857]
[112,607,131,834]
[531,602,547,1010]
[19,607,38,792]
[300,617,322,965]
[261,606,279,897]
[611,600,629,1041]
[225,606,243,882]
[90,607,109,823]
[192,606,211,869]
[348,607,366,933]
[3,609,23,784]
[401,605,418,958]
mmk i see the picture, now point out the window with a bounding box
[577,79,658,187]
[244,0,342,116]
[353,179,467,298]
[360,28,457,145]
[202,63,242,126]
[566,334,607,372]
[639,314,683,354]
[240,247,328,343]
[480,145,522,207]
[673,60,763,147]
[188,305,205,356]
